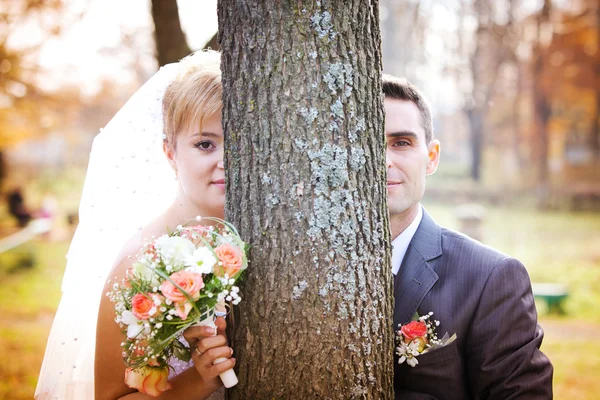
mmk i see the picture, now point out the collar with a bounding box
[391,205,423,275]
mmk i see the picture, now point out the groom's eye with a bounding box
[194,141,215,150]
[393,139,411,147]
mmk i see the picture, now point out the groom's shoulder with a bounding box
[438,226,515,270]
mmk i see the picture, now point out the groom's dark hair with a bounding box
[382,75,434,143]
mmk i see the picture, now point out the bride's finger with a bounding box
[195,335,228,355]
[182,325,218,344]
[193,345,234,378]
[197,345,233,366]
[214,316,227,334]
[208,357,236,377]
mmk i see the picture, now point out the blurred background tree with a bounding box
[2,0,598,210]
[380,0,599,209]
[0,0,81,187]
[150,0,191,66]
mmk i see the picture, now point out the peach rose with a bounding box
[131,293,156,320]
[401,321,428,343]
[174,301,193,320]
[159,271,204,303]
[214,244,243,277]
[125,367,171,397]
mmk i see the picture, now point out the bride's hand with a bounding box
[183,317,236,385]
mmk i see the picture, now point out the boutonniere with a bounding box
[395,312,457,367]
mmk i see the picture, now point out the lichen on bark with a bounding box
[219,1,393,398]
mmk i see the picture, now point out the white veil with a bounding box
[35,63,180,399]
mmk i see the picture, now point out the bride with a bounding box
[36,50,233,400]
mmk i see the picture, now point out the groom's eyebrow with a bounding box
[387,131,418,139]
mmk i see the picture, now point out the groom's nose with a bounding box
[385,152,392,169]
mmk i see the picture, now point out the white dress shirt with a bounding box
[391,206,423,275]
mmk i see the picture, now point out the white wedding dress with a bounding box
[36,53,225,400]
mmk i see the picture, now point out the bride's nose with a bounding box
[217,159,224,169]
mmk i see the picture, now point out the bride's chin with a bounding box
[195,205,225,220]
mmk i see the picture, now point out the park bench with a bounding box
[0,218,52,253]
[531,283,569,314]
[0,219,52,270]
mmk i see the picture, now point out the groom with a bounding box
[383,75,553,399]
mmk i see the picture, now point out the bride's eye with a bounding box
[194,140,215,151]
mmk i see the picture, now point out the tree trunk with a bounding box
[467,107,483,182]
[533,0,552,207]
[592,63,599,161]
[219,1,394,399]
[512,61,525,172]
[0,151,5,190]
[467,13,485,182]
[533,73,551,206]
[592,0,600,160]
[150,0,192,66]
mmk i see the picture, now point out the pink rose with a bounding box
[125,367,171,397]
[214,244,243,277]
[182,226,208,242]
[401,321,428,343]
[131,293,156,320]
[160,271,204,303]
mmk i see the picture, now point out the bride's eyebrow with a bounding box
[190,132,222,138]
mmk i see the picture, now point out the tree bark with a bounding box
[219,1,393,399]
[150,0,192,66]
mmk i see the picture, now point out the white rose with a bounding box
[155,235,196,269]
[132,261,161,287]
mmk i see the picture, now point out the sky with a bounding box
[33,0,218,94]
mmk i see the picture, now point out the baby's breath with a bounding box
[107,217,247,376]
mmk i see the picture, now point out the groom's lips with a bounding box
[387,181,402,186]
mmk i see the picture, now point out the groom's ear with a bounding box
[426,139,440,176]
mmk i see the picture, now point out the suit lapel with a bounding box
[393,209,442,327]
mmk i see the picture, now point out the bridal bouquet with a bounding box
[107,217,247,396]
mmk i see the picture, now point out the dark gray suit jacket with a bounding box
[394,209,553,399]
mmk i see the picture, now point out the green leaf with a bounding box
[172,339,191,362]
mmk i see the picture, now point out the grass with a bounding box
[1,203,600,399]
[424,201,600,323]
[0,240,68,400]
[541,328,600,399]
[0,241,68,318]
[0,325,51,400]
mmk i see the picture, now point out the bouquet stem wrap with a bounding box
[194,309,238,388]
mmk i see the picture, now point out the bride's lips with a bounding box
[212,179,225,189]
[387,181,402,186]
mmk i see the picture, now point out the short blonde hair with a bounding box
[162,50,222,150]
